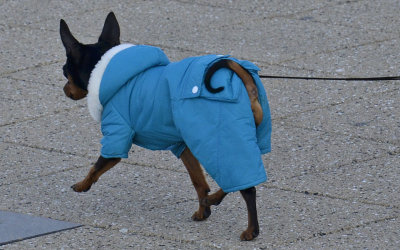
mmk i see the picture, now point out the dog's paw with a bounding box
[191,207,211,221]
[71,182,91,192]
[203,206,211,218]
[240,228,259,241]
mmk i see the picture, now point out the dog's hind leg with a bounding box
[71,156,121,192]
[201,188,227,207]
[239,186,259,240]
[180,147,212,221]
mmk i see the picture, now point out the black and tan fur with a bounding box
[60,12,262,241]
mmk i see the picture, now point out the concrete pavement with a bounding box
[1,0,399,249]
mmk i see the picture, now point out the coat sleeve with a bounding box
[100,104,135,158]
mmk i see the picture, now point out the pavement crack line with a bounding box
[281,215,399,247]
[272,85,400,146]
[3,140,188,174]
[2,141,86,157]
[280,121,400,148]
[5,74,67,88]
[1,141,191,186]
[0,160,86,188]
[0,107,80,128]
[82,224,222,249]
[273,151,399,182]
[275,36,399,66]
[171,0,341,22]
[0,59,62,78]
[2,139,189,174]
[263,183,399,210]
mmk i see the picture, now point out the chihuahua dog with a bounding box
[60,12,271,241]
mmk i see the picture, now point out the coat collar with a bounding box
[87,44,135,122]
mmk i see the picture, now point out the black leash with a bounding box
[258,74,400,81]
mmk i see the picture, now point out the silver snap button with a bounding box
[192,86,199,94]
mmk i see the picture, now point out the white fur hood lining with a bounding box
[87,43,135,122]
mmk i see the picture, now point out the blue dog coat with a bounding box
[87,44,272,192]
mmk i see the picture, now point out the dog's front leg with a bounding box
[71,156,121,192]
[180,148,212,221]
[240,187,259,241]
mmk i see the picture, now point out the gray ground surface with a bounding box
[1,0,399,249]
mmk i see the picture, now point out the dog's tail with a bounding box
[204,59,263,126]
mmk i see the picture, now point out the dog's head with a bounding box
[60,12,121,100]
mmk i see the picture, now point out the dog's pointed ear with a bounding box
[98,12,120,47]
[60,19,81,60]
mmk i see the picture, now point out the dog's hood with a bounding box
[87,44,170,122]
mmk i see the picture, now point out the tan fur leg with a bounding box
[180,148,212,221]
[71,156,121,192]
